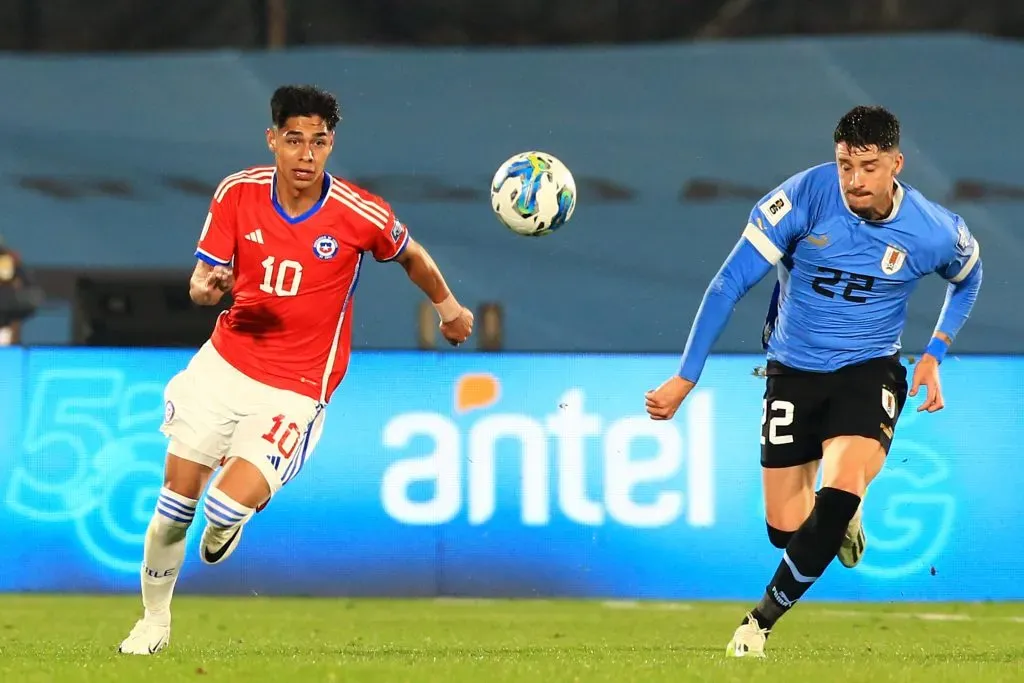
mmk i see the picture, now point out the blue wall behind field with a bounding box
[1,347,1021,600]
[1,34,1019,352]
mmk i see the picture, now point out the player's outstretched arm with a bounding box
[677,237,775,382]
[646,236,774,420]
[189,260,234,306]
[394,239,473,345]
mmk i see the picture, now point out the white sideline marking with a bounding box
[918,613,972,622]
[433,598,497,606]
[815,608,1024,624]
[428,600,1022,625]
[600,601,693,611]
[596,603,1024,624]
[654,603,694,611]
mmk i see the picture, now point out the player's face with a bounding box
[266,116,334,191]
[835,143,904,218]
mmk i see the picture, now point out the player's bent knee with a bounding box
[814,487,862,530]
[164,446,217,500]
[204,486,255,530]
[766,522,795,549]
[213,456,274,509]
[821,436,886,496]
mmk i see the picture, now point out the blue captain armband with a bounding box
[677,238,774,382]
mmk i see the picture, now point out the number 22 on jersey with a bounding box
[260,256,303,297]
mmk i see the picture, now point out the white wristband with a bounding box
[433,294,461,323]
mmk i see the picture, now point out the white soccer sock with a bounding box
[203,487,255,544]
[141,487,198,624]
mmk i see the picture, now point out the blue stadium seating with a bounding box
[1,34,1018,352]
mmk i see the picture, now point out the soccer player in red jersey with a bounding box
[119,85,473,655]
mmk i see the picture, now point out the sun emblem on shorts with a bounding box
[313,235,339,260]
[164,400,175,424]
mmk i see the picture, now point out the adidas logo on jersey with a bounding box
[245,229,265,244]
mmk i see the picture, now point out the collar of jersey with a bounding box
[270,171,333,225]
[840,179,905,224]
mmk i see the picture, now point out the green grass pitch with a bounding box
[1,596,1022,682]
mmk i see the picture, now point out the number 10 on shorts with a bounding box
[761,399,795,445]
[261,415,302,459]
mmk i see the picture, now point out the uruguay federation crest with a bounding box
[313,234,339,260]
[881,245,907,275]
[881,387,897,420]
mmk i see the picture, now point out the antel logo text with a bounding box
[380,375,715,528]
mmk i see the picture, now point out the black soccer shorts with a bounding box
[760,354,909,469]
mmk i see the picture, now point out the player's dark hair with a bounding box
[270,85,341,130]
[833,106,900,151]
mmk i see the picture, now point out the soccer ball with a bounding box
[490,151,577,236]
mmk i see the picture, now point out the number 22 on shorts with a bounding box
[762,399,795,445]
[261,415,302,459]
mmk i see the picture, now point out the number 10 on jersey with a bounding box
[260,256,303,297]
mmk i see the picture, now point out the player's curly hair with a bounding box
[270,85,341,130]
[833,105,900,151]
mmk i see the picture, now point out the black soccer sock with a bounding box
[766,522,795,549]
[748,487,862,630]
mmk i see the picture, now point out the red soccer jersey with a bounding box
[195,166,410,403]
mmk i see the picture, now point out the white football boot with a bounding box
[726,612,769,658]
[200,523,243,565]
[118,617,170,655]
[838,497,866,568]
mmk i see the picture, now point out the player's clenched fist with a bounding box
[205,265,235,293]
[440,306,474,346]
[645,375,696,420]
[189,262,234,306]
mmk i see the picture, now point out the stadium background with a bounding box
[0,1,1021,603]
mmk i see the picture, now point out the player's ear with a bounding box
[893,151,904,176]
[265,128,276,153]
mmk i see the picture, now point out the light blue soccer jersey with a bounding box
[748,163,980,372]
[675,162,983,383]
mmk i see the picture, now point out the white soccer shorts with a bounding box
[160,341,326,495]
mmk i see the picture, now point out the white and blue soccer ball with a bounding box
[490,151,577,236]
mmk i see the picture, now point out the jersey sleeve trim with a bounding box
[948,240,980,283]
[328,181,390,231]
[377,230,411,262]
[742,223,784,265]
[195,248,231,266]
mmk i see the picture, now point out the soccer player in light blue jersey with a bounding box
[645,106,982,657]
